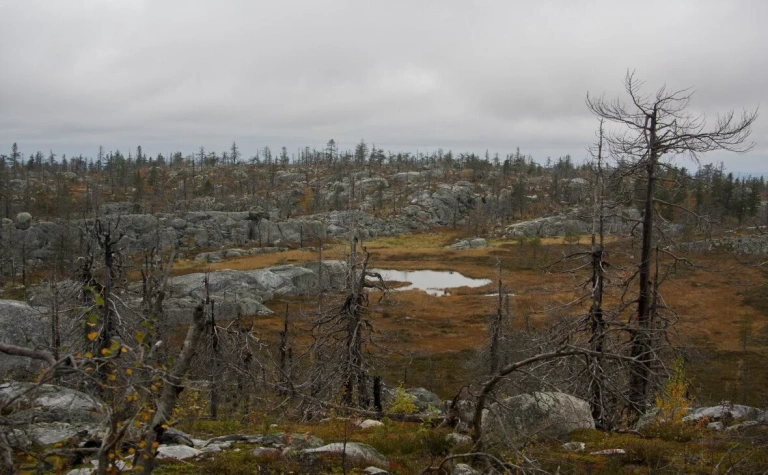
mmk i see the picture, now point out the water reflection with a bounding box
[370,269,492,296]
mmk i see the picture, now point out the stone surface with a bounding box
[251,447,281,457]
[26,422,98,446]
[1,382,105,448]
[504,207,646,238]
[725,420,759,432]
[66,469,95,475]
[451,463,480,475]
[358,419,384,429]
[482,392,594,447]
[446,238,488,250]
[683,403,762,423]
[0,382,104,419]
[563,441,586,452]
[0,300,50,377]
[362,467,389,475]
[405,387,442,413]
[445,433,472,446]
[590,449,627,456]
[163,260,346,323]
[160,427,195,447]
[15,212,32,230]
[302,442,388,466]
[156,444,202,460]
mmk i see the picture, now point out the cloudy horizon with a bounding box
[1,0,765,174]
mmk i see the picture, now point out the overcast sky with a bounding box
[1,0,766,173]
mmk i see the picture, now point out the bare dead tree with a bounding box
[588,119,609,428]
[278,302,294,393]
[307,239,386,411]
[488,260,511,376]
[587,71,758,417]
[133,304,206,474]
[90,219,125,398]
[471,345,636,445]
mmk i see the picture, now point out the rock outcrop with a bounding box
[0,301,50,377]
[504,208,643,238]
[303,442,388,466]
[0,179,488,271]
[163,260,347,322]
[481,392,594,447]
[0,382,106,448]
[446,238,488,250]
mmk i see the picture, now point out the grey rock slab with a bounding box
[363,467,389,475]
[302,442,388,466]
[15,212,33,230]
[0,300,50,377]
[0,382,104,415]
[156,444,202,460]
[160,427,194,447]
[451,463,480,475]
[66,469,94,475]
[563,441,586,452]
[444,433,472,446]
[251,447,281,457]
[445,238,487,250]
[725,420,760,432]
[358,419,384,429]
[590,449,626,456]
[27,422,98,446]
[683,403,762,422]
[406,387,442,413]
[482,392,594,447]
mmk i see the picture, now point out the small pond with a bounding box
[370,269,492,296]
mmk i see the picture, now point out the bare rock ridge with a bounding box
[0,180,483,267]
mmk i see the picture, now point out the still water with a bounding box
[370,269,492,296]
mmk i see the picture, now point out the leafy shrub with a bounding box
[387,384,417,414]
[654,357,690,424]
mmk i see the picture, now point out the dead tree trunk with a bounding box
[279,302,293,392]
[589,119,608,427]
[134,304,206,474]
[488,262,507,375]
[628,107,658,414]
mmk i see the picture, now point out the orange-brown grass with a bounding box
[199,232,766,355]
[209,249,319,271]
[170,230,768,404]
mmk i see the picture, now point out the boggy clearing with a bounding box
[180,229,768,406]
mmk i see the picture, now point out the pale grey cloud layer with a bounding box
[1,0,766,172]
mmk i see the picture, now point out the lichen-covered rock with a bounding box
[451,464,480,475]
[0,300,50,377]
[446,238,488,250]
[445,433,472,447]
[504,207,644,238]
[15,212,32,230]
[0,382,104,418]
[156,444,201,460]
[1,382,105,448]
[482,392,594,447]
[160,428,195,447]
[405,387,442,413]
[683,403,762,423]
[358,419,384,429]
[302,442,388,466]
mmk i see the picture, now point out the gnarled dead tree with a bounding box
[587,71,758,417]
[307,238,386,411]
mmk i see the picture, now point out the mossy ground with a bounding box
[123,229,768,474]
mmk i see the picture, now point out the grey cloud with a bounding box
[0,0,765,172]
